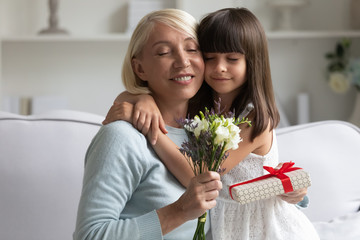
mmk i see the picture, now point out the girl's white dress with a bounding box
[210,131,320,240]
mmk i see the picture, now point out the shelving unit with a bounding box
[0,34,132,43]
[2,30,360,43]
[266,30,360,39]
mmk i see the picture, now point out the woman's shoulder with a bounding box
[95,121,147,147]
[103,120,142,135]
[85,121,151,167]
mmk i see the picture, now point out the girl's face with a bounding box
[203,52,246,105]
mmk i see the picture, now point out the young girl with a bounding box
[104,8,319,240]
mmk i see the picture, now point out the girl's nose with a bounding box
[214,60,226,73]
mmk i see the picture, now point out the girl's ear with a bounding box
[131,58,147,81]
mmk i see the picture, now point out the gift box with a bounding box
[229,162,311,205]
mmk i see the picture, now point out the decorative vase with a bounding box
[349,91,360,127]
[38,0,68,35]
[350,0,360,29]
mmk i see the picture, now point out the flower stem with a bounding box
[192,212,207,240]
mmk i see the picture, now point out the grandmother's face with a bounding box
[132,22,204,104]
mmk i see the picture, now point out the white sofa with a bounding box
[0,110,103,240]
[1,110,359,240]
[277,121,360,240]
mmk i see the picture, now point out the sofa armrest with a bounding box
[277,120,360,222]
[0,110,103,240]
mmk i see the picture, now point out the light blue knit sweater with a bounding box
[73,121,210,240]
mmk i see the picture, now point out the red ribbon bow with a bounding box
[229,161,301,200]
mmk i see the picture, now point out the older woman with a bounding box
[73,9,222,240]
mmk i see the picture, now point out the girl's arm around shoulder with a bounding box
[103,92,193,187]
[152,131,195,187]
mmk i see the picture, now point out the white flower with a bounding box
[186,115,209,138]
[328,72,351,94]
[224,122,242,151]
[214,125,230,146]
[213,118,242,151]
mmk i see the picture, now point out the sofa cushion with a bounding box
[0,110,103,240]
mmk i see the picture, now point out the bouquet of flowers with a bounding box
[178,102,251,240]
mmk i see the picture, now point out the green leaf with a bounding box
[325,53,335,59]
[341,38,351,49]
[336,43,344,58]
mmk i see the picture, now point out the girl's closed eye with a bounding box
[227,53,244,62]
[203,54,215,61]
[227,57,239,61]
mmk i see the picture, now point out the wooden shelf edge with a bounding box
[266,30,360,39]
[0,34,132,42]
[1,31,360,42]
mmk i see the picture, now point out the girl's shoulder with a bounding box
[249,120,273,156]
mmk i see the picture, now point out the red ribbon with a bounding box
[229,161,301,200]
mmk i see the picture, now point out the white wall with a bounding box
[2,41,126,116]
[270,38,360,123]
[1,0,359,123]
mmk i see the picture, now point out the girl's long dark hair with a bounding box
[189,8,280,141]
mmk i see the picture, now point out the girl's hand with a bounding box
[103,94,167,145]
[275,162,308,204]
[131,95,167,145]
[280,188,307,204]
[102,102,133,125]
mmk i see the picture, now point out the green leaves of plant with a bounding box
[325,38,351,73]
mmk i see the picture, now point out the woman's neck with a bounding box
[155,100,189,128]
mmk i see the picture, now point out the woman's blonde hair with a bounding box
[122,9,198,94]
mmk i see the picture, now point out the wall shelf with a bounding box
[0,34,132,43]
[266,30,360,39]
[2,31,360,43]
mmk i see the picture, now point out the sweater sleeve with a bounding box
[73,121,163,240]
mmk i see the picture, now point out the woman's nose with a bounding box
[173,51,190,69]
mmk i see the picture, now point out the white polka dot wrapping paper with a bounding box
[229,162,311,205]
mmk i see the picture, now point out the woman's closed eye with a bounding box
[155,46,171,56]
[187,48,199,53]
[184,41,200,54]
[157,51,170,56]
